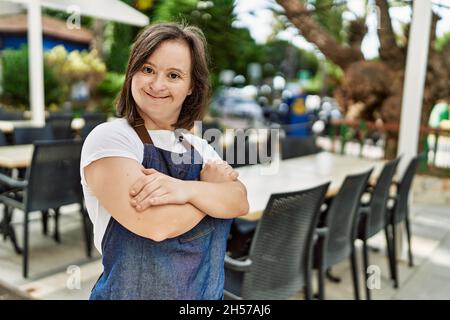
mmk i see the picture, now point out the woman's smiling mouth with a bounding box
[145,91,169,99]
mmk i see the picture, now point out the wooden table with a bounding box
[237,152,386,221]
[0,144,33,169]
[0,119,86,133]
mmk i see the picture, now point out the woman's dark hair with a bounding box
[116,22,210,130]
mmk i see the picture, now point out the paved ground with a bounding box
[0,200,449,300]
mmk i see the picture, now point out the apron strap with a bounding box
[133,115,153,144]
[132,114,194,150]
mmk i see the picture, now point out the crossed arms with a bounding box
[84,157,249,242]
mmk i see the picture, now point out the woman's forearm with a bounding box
[185,180,249,219]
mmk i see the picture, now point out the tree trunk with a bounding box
[276,0,449,129]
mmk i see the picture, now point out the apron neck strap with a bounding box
[132,115,153,144]
[132,114,194,151]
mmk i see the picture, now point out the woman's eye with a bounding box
[143,66,153,74]
[169,73,180,79]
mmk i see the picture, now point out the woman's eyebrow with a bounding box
[144,61,187,75]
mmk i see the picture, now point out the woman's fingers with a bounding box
[135,181,161,202]
[132,186,164,211]
[147,194,172,206]
[130,169,158,196]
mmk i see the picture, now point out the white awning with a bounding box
[0,1,21,15]
[1,0,149,26]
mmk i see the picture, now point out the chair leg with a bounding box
[405,212,414,267]
[2,205,7,241]
[53,208,61,243]
[3,206,22,254]
[362,239,371,300]
[350,247,360,300]
[304,268,312,300]
[41,210,49,235]
[80,205,92,258]
[384,225,395,281]
[23,211,29,278]
[391,222,399,288]
[325,268,342,283]
[317,264,325,300]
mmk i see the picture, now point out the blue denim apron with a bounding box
[90,125,232,300]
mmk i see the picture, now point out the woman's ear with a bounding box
[187,87,192,96]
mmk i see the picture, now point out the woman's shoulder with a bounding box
[86,118,136,141]
[82,117,142,158]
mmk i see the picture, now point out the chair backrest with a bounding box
[241,182,330,299]
[324,169,373,267]
[24,140,83,212]
[367,157,401,237]
[0,130,7,146]
[394,155,420,224]
[0,109,25,120]
[47,113,74,140]
[281,136,322,160]
[13,125,54,145]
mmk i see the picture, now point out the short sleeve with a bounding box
[80,121,142,186]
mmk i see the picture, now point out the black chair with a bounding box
[313,169,373,300]
[0,140,93,278]
[281,136,322,160]
[13,126,55,180]
[387,155,420,288]
[13,126,54,145]
[357,157,401,299]
[224,182,330,300]
[0,131,7,146]
[0,109,25,120]
[47,113,74,140]
[81,112,107,140]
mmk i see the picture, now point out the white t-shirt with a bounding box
[80,118,222,254]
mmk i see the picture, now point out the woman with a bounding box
[80,22,249,300]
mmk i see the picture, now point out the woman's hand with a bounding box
[200,160,239,183]
[129,168,192,211]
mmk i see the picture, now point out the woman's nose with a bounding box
[149,74,167,92]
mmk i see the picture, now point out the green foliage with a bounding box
[435,31,450,52]
[1,47,29,106]
[105,22,135,73]
[1,45,107,111]
[1,45,66,108]
[96,72,125,115]
[310,0,346,43]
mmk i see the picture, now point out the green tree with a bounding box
[153,0,265,87]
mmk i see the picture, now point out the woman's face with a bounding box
[131,40,192,130]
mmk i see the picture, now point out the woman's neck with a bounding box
[140,113,174,131]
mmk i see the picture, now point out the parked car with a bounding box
[211,89,263,120]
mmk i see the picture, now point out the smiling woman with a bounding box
[81,22,249,300]
[130,40,193,128]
